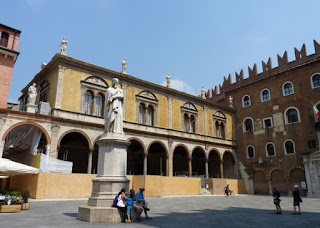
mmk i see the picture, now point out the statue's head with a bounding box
[33,83,36,86]
[112,78,119,87]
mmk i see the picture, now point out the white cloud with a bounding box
[161,79,198,95]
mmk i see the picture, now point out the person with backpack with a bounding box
[273,187,282,214]
[115,188,128,223]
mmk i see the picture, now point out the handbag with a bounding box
[299,197,303,203]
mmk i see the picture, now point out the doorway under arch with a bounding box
[208,150,221,178]
[192,148,205,177]
[127,139,145,175]
[253,170,269,195]
[58,132,90,173]
[173,145,189,176]
[147,142,167,176]
[223,151,235,179]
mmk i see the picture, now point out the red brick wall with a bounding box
[0,55,14,108]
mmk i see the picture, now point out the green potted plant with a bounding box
[0,191,22,213]
[21,191,30,210]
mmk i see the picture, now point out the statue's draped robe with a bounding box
[105,87,124,133]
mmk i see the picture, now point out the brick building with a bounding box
[0,24,21,108]
[206,41,320,196]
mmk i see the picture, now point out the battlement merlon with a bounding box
[207,39,320,100]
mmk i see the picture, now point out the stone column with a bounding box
[78,133,130,223]
[267,176,272,195]
[188,157,192,177]
[312,161,320,196]
[166,157,169,176]
[205,159,209,178]
[87,149,93,174]
[121,83,127,120]
[143,154,147,175]
[303,157,313,197]
[204,106,208,135]
[0,140,5,158]
[168,96,172,129]
[53,65,66,110]
[220,161,224,178]
[168,140,173,176]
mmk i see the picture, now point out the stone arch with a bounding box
[191,147,206,177]
[208,149,221,178]
[128,137,147,155]
[271,169,288,195]
[223,151,235,179]
[127,138,145,175]
[2,121,51,145]
[84,76,109,87]
[173,144,189,176]
[58,131,91,173]
[58,129,92,149]
[147,141,168,176]
[289,167,307,196]
[253,170,269,195]
[2,122,50,166]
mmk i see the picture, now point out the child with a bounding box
[126,190,135,222]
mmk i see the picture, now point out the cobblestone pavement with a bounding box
[0,195,319,228]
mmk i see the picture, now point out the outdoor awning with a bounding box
[0,158,39,176]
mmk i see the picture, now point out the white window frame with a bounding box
[246,145,255,159]
[282,81,294,96]
[284,139,295,155]
[243,117,255,132]
[265,142,276,157]
[263,117,273,129]
[284,106,301,124]
[260,89,271,102]
[310,73,320,89]
[242,95,251,107]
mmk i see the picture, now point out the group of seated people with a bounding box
[114,186,152,223]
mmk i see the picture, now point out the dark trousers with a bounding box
[117,206,127,222]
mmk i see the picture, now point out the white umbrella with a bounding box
[0,158,39,176]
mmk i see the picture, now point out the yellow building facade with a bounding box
[1,53,238,191]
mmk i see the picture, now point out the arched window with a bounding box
[139,103,146,124]
[215,121,220,137]
[285,107,300,124]
[243,118,254,132]
[282,82,294,96]
[311,73,320,89]
[85,90,93,115]
[95,93,104,117]
[284,140,295,155]
[0,32,9,47]
[242,95,251,107]
[190,115,196,133]
[247,146,255,159]
[261,89,270,102]
[147,105,154,126]
[220,122,225,139]
[266,143,275,156]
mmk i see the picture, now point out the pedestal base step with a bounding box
[78,205,122,223]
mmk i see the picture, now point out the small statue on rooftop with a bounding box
[60,37,67,55]
[229,96,234,107]
[27,83,37,105]
[166,73,171,88]
[201,87,206,99]
[122,58,127,74]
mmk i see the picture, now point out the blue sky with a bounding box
[2,0,320,102]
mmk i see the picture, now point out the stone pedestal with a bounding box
[78,132,130,223]
[26,103,37,113]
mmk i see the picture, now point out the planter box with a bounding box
[0,205,22,213]
[21,203,30,210]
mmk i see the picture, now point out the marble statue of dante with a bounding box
[27,83,37,105]
[122,58,127,74]
[105,78,124,133]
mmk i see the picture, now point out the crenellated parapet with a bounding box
[207,39,320,102]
